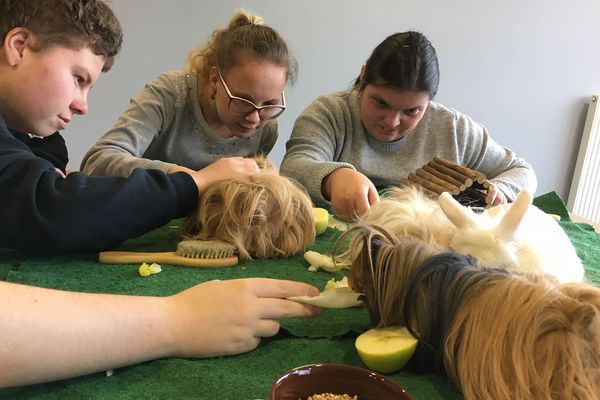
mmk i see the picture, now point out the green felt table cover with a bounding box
[0,191,598,399]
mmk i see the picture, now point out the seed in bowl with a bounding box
[306,394,357,400]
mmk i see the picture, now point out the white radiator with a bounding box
[568,94,600,223]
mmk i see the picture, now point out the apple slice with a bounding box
[287,287,363,308]
[355,326,418,374]
[314,208,329,236]
[287,277,362,308]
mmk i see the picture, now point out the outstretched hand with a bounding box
[164,278,322,358]
[0,278,320,388]
[323,168,379,221]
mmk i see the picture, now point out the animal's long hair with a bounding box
[341,222,600,400]
[360,186,456,248]
[342,223,440,327]
[362,186,584,283]
[183,158,315,259]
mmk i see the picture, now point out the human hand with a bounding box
[163,278,321,358]
[488,183,507,206]
[189,157,260,193]
[323,168,379,221]
[54,168,66,178]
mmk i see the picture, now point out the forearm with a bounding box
[82,146,176,177]
[0,277,321,389]
[457,118,538,201]
[81,80,176,177]
[281,155,354,205]
[475,142,538,201]
[80,98,176,177]
[2,166,197,254]
[281,114,354,205]
[0,282,173,388]
[80,115,168,177]
[490,164,538,201]
[281,94,360,204]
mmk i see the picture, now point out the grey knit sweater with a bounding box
[280,89,537,205]
[81,70,278,177]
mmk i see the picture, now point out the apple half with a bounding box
[355,326,418,374]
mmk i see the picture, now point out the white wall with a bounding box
[66,0,600,200]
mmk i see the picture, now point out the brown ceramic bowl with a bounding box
[268,363,413,400]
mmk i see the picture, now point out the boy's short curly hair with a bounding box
[0,0,123,71]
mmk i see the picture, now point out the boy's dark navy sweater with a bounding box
[0,114,198,255]
[10,130,69,174]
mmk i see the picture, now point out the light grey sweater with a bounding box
[280,89,537,205]
[81,70,278,177]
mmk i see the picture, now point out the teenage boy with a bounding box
[0,0,259,254]
[0,0,321,389]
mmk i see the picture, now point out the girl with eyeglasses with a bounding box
[280,31,537,221]
[81,10,294,178]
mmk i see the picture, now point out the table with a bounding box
[570,213,600,233]
[1,191,599,400]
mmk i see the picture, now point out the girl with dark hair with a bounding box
[281,31,536,220]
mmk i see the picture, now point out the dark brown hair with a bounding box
[356,31,439,97]
[0,0,123,71]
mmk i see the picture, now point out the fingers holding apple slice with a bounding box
[287,277,363,308]
[287,286,363,308]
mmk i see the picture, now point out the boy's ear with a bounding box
[2,27,33,66]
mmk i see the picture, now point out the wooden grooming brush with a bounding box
[98,239,238,268]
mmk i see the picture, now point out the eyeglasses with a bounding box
[217,68,286,120]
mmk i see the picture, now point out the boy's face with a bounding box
[4,40,105,136]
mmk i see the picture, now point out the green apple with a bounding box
[355,326,418,374]
[314,208,329,236]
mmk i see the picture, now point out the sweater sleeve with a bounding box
[453,111,537,201]
[80,72,181,177]
[257,120,278,156]
[280,93,356,205]
[0,124,198,255]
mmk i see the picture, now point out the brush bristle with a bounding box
[176,240,237,259]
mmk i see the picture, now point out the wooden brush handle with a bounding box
[98,251,238,268]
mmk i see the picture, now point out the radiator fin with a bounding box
[568,94,600,223]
